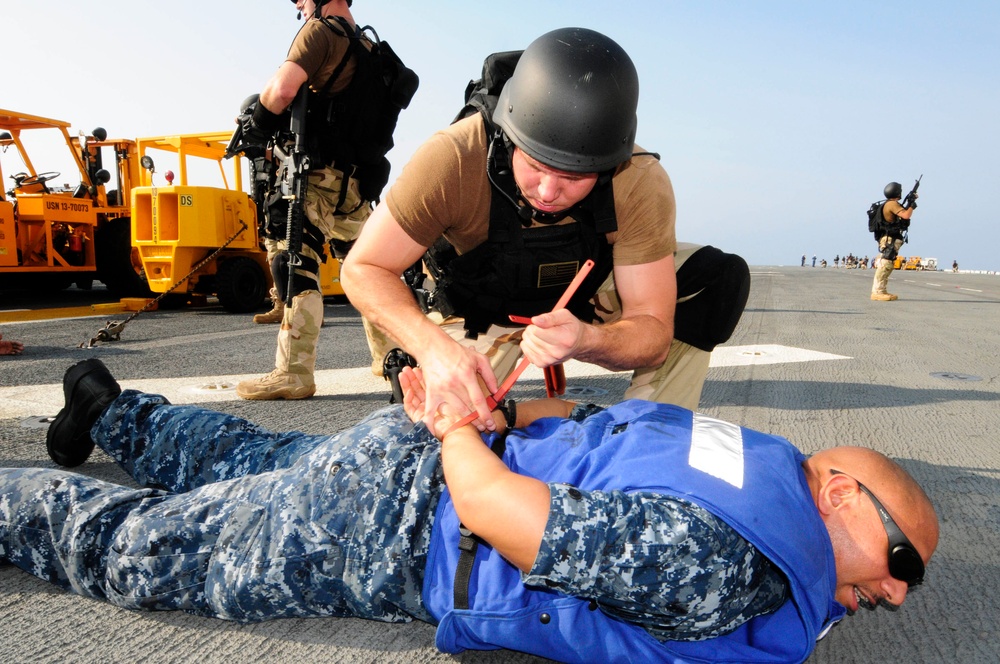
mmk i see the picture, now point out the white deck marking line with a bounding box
[0,345,850,420]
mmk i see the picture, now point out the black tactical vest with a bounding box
[423,132,617,338]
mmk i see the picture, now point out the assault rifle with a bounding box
[902,174,922,210]
[224,121,246,160]
[272,87,311,306]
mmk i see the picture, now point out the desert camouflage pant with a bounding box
[872,236,905,294]
[364,243,711,411]
[0,391,441,623]
[264,164,372,288]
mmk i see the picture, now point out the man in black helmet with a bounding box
[342,28,749,431]
[871,182,917,301]
[235,0,375,400]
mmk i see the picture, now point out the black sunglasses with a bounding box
[830,469,925,588]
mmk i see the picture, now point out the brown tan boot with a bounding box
[238,290,322,400]
[870,292,897,301]
[252,288,285,324]
[236,368,316,400]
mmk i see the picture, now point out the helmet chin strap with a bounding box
[486,132,576,226]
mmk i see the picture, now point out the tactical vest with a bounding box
[304,16,417,202]
[422,128,617,338]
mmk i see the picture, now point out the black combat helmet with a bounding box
[493,27,639,173]
[884,182,903,199]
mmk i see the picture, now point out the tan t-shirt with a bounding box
[386,115,677,266]
[883,200,904,223]
[285,18,361,95]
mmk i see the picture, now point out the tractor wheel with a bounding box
[155,293,191,310]
[215,256,268,313]
[95,217,152,298]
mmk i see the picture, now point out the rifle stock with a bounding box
[224,123,245,160]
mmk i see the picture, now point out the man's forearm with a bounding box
[441,426,548,572]
[516,398,576,427]
[575,314,673,371]
[345,263,455,358]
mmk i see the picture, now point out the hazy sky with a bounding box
[3,1,998,269]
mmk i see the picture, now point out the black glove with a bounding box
[240,100,283,149]
[239,110,270,149]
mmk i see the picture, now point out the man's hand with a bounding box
[400,365,480,439]
[417,343,499,433]
[518,309,586,367]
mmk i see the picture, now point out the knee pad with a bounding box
[674,246,751,352]
[271,251,318,302]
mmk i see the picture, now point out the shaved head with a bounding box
[807,446,938,554]
[803,446,939,612]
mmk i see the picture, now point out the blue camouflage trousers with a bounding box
[0,390,443,623]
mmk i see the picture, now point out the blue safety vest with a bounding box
[422,400,845,663]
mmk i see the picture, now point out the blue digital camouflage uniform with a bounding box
[0,394,785,641]
[0,390,441,623]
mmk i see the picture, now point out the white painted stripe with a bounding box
[708,344,850,366]
[0,344,850,420]
[1,368,387,420]
[690,412,745,488]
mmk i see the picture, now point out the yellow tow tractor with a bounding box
[130,132,344,313]
[0,108,149,296]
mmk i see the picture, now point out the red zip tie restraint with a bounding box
[442,259,594,437]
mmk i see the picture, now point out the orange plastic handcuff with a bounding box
[441,259,594,436]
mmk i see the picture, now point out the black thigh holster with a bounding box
[673,246,751,352]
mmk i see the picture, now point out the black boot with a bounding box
[46,359,121,467]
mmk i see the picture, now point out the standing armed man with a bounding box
[871,181,918,301]
[236,0,408,400]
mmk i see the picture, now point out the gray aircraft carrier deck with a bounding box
[1,265,998,663]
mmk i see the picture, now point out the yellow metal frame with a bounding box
[131,132,343,298]
[0,108,137,275]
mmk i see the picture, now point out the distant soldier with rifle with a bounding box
[870,177,920,301]
[230,0,417,400]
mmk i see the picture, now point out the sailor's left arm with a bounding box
[520,254,676,371]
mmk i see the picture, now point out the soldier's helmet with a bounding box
[493,27,639,173]
[884,182,903,199]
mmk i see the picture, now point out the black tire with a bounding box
[215,256,267,313]
[39,274,73,291]
[95,217,152,298]
[155,293,191,310]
